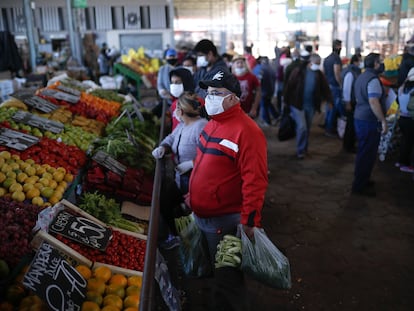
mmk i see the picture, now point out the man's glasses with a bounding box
[206,91,232,99]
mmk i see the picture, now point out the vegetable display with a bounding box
[83,161,154,205]
[78,191,145,234]
[54,229,146,271]
[93,111,158,173]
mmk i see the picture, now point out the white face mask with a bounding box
[359,62,364,69]
[310,63,320,71]
[170,83,184,98]
[197,55,209,68]
[234,67,246,76]
[204,94,230,116]
[183,66,194,74]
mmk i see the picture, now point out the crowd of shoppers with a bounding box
[150,36,414,308]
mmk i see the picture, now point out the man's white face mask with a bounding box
[204,94,231,115]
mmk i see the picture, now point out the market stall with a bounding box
[0,74,176,311]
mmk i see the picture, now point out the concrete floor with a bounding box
[159,115,414,311]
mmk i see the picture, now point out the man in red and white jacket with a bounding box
[187,69,268,310]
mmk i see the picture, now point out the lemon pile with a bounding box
[0,151,73,206]
[77,265,142,311]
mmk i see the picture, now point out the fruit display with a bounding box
[0,196,43,267]
[53,228,146,271]
[78,265,142,311]
[120,47,161,75]
[0,75,160,309]
[0,107,99,151]
[384,54,402,72]
[0,263,49,311]
[0,151,74,206]
[37,83,122,124]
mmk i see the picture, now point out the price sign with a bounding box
[92,150,127,176]
[12,110,64,134]
[49,210,112,251]
[40,88,80,104]
[23,242,87,311]
[0,128,39,151]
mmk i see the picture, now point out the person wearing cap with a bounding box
[231,54,261,118]
[152,91,208,249]
[187,69,268,310]
[352,53,388,197]
[395,67,414,173]
[193,39,230,98]
[157,48,178,102]
[397,45,414,87]
[323,39,344,137]
[284,53,333,159]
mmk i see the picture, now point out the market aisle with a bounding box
[246,119,414,311]
[177,117,414,311]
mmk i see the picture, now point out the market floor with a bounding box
[160,116,414,311]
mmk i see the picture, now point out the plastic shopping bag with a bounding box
[177,214,212,278]
[337,116,347,139]
[239,224,291,289]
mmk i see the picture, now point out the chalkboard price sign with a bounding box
[23,242,87,311]
[49,210,112,251]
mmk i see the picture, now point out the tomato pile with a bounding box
[0,137,87,175]
[54,230,146,271]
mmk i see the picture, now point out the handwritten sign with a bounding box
[49,210,112,251]
[23,242,87,311]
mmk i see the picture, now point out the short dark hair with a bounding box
[364,53,380,69]
[350,54,361,64]
[194,39,218,56]
[333,39,342,47]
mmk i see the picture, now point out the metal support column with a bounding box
[23,0,36,72]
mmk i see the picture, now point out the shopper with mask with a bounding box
[193,39,230,98]
[231,54,261,117]
[157,48,179,103]
[323,39,344,137]
[181,55,197,76]
[168,67,197,131]
[351,53,387,197]
[284,53,333,159]
[187,69,268,310]
[152,91,208,249]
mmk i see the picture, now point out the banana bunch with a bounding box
[215,234,242,269]
[0,98,28,110]
[120,46,160,75]
[71,115,105,136]
[384,55,402,71]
